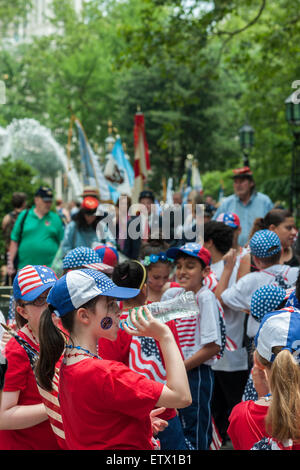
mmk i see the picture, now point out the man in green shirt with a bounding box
[7,186,64,275]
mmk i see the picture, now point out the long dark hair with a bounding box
[249,209,293,241]
[35,297,99,391]
[73,208,103,230]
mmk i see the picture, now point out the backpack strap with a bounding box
[17,209,30,244]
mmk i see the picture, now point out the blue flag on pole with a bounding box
[75,119,112,201]
[112,138,134,188]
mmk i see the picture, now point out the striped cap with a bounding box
[13,265,57,301]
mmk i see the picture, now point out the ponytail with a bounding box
[35,307,67,391]
[266,348,300,443]
[248,217,266,242]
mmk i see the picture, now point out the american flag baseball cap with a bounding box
[13,265,58,301]
[216,212,240,228]
[47,269,140,317]
[94,245,119,267]
[255,309,300,363]
[249,229,281,258]
[62,246,113,274]
[166,242,211,266]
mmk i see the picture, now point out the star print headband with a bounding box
[13,265,58,302]
[47,269,140,317]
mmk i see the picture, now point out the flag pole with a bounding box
[75,117,101,197]
[65,113,76,190]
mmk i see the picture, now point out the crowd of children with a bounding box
[0,203,300,451]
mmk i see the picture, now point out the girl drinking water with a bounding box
[35,269,191,450]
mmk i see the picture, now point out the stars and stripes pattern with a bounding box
[120,311,167,383]
[209,418,223,450]
[82,263,113,274]
[205,276,237,355]
[204,271,218,293]
[129,336,166,383]
[36,367,66,447]
[17,265,44,296]
[175,316,197,351]
[3,326,67,449]
[251,436,293,450]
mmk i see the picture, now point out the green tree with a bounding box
[0,157,46,265]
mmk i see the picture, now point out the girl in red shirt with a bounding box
[228,308,300,450]
[100,258,188,450]
[35,269,191,450]
[0,265,60,450]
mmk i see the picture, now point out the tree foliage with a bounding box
[0,157,46,262]
[0,0,298,204]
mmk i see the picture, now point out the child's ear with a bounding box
[204,239,213,249]
[16,305,28,320]
[202,265,211,278]
[141,283,148,296]
[253,350,266,370]
[77,307,92,325]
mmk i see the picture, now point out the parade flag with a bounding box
[192,160,203,194]
[131,112,151,203]
[111,137,134,196]
[74,119,112,202]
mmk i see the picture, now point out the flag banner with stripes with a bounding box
[131,112,151,203]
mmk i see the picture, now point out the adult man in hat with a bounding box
[213,167,273,247]
[7,186,64,275]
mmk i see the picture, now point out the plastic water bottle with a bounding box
[120,291,199,330]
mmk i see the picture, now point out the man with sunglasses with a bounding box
[7,186,64,277]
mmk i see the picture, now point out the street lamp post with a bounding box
[285,93,300,218]
[239,123,254,167]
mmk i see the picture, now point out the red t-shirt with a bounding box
[58,358,164,450]
[99,308,184,421]
[0,332,60,450]
[228,400,300,450]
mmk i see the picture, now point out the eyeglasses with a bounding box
[22,295,48,307]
